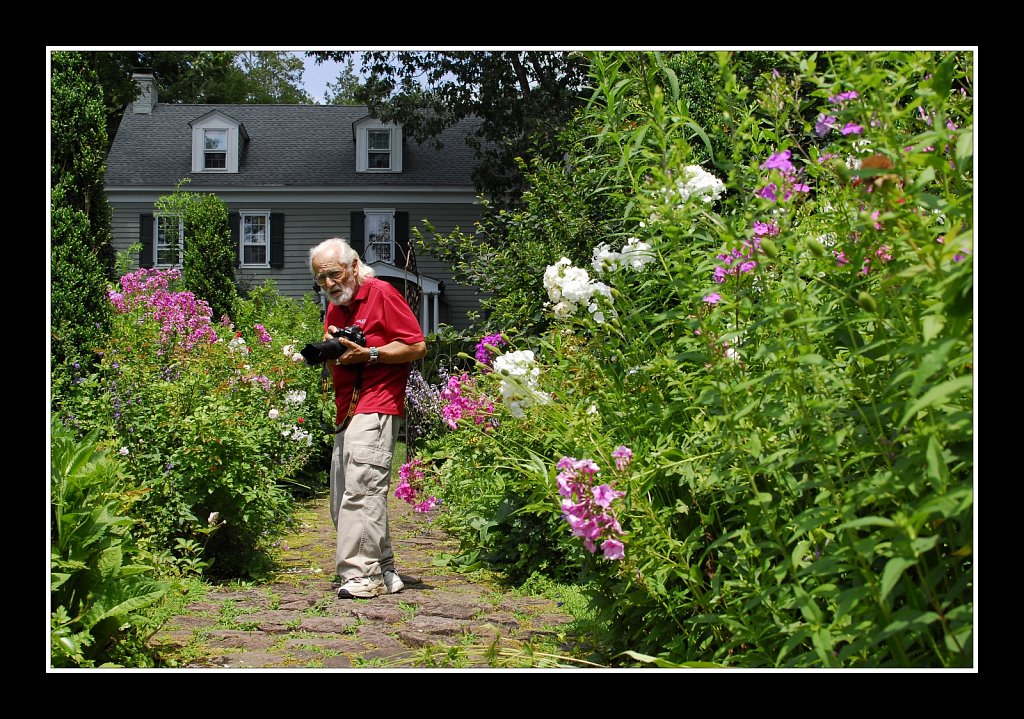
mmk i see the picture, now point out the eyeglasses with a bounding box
[314,269,347,286]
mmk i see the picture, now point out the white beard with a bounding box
[326,277,358,306]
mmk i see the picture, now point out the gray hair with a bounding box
[308,238,376,282]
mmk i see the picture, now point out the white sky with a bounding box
[296,54,345,104]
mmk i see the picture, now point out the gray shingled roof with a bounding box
[105,104,480,188]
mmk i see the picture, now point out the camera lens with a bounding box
[299,338,344,365]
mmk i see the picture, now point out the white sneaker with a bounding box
[383,569,405,594]
[337,575,387,599]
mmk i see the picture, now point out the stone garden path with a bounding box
[147,491,585,669]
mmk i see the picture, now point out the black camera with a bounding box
[299,326,367,365]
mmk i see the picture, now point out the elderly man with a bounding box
[308,237,427,599]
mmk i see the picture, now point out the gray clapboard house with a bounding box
[104,70,484,334]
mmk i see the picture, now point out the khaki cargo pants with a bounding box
[330,412,397,580]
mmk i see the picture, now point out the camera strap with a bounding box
[336,369,363,433]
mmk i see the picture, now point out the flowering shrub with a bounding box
[56,271,330,577]
[412,50,973,668]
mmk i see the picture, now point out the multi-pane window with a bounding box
[364,210,394,264]
[155,215,185,267]
[367,129,391,170]
[241,211,270,266]
[204,128,227,169]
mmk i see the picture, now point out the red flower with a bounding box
[297,417,304,424]
[235,331,243,338]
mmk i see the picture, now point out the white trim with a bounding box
[239,210,272,268]
[107,188,480,205]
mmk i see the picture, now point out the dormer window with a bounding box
[367,129,392,169]
[354,117,403,173]
[190,110,247,174]
[204,129,228,169]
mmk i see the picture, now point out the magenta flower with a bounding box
[555,455,626,560]
[474,332,507,367]
[703,292,722,304]
[841,122,863,136]
[254,323,272,344]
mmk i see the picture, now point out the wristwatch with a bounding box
[368,346,379,365]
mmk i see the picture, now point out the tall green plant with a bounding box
[50,419,169,667]
[156,185,238,321]
[50,51,115,382]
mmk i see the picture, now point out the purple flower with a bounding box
[703,292,722,304]
[828,90,859,104]
[841,123,863,136]
[760,150,794,173]
[815,114,837,137]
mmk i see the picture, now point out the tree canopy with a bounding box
[308,51,592,202]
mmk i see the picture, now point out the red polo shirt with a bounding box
[325,276,425,422]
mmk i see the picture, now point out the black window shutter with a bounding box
[139,214,154,268]
[228,212,240,267]
[350,211,365,255]
[270,213,285,268]
[395,211,409,269]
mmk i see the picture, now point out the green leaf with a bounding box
[880,607,940,638]
[795,353,825,365]
[955,129,973,168]
[96,545,123,579]
[910,166,936,192]
[620,650,724,668]
[880,556,916,601]
[925,435,950,491]
[909,338,957,398]
[89,587,169,626]
[836,516,896,531]
[928,54,956,99]
[899,375,973,428]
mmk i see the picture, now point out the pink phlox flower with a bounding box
[556,456,576,471]
[556,473,576,496]
[611,445,633,471]
[592,483,625,509]
[834,251,850,267]
[841,123,863,136]
[573,458,601,476]
[254,323,272,344]
[753,220,780,237]
[875,245,892,262]
[601,538,626,560]
[757,183,778,202]
[703,292,721,305]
